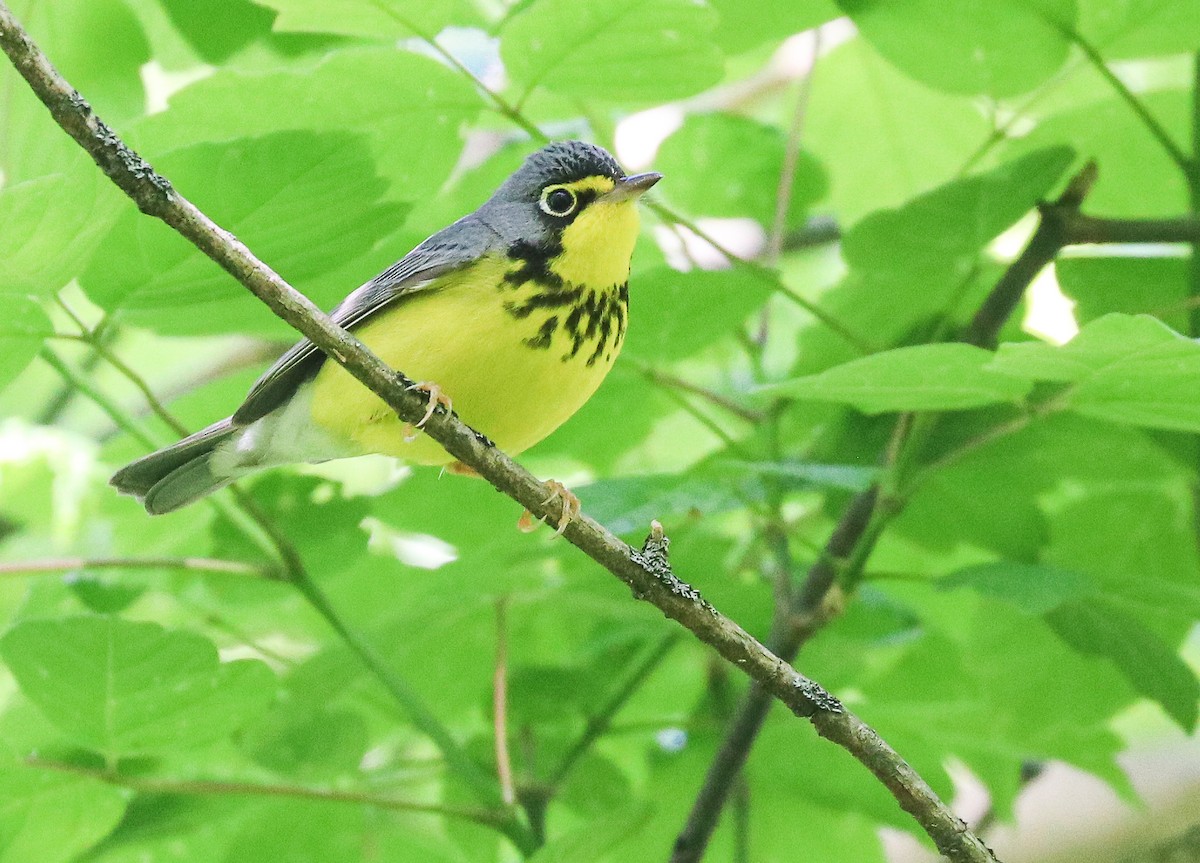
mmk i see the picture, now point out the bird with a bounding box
[111,140,662,531]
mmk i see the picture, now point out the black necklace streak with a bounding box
[503,240,629,367]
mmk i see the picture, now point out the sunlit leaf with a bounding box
[257,0,485,39]
[839,0,1076,97]
[654,113,827,227]
[138,47,482,198]
[992,314,1200,432]
[0,295,54,394]
[501,0,723,103]
[81,131,406,337]
[763,344,1032,412]
[0,763,126,863]
[1,617,276,757]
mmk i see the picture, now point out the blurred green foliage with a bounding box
[2,1,1200,861]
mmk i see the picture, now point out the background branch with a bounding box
[672,161,1101,862]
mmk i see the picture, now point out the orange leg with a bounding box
[401,381,453,440]
[446,461,481,478]
[518,479,581,536]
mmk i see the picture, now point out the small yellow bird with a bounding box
[112,141,661,524]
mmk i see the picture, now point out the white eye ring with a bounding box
[539,186,578,217]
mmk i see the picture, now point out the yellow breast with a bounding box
[308,254,627,465]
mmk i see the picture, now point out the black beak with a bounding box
[606,171,663,201]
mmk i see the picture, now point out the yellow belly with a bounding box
[308,256,623,465]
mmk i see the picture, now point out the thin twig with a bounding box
[766,28,821,264]
[38,347,159,449]
[1188,52,1200,340]
[649,201,877,355]
[635,362,764,424]
[1064,24,1192,174]
[494,597,516,806]
[546,632,680,790]
[56,299,189,436]
[0,556,270,578]
[365,0,547,142]
[0,10,998,860]
[27,757,510,828]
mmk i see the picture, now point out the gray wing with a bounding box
[232,215,501,426]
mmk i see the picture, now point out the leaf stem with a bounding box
[0,556,270,578]
[632,361,764,424]
[766,28,821,265]
[26,757,511,828]
[494,596,516,807]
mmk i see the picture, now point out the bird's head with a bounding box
[481,140,662,288]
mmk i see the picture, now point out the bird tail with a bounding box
[110,418,242,515]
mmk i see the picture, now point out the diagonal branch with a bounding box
[0,10,998,858]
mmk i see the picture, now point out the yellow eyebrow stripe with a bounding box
[558,175,616,195]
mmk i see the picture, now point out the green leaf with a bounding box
[1056,256,1189,333]
[0,763,126,863]
[1,0,148,182]
[240,705,369,779]
[992,314,1200,432]
[578,469,763,536]
[623,267,774,360]
[1047,597,1199,730]
[733,459,880,492]
[0,171,122,295]
[0,295,53,394]
[842,147,1075,282]
[157,0,279,63]
[763,344,1032,412]
[81,131,406,337]
[1079,0,1200,58]
[527,805,651,863]
[838,0,1076,97]
[212,474,369,576]
[938,562,1095,614]
[708,0,840,53]
[139,47,481,199]
[1003,90,1188,218]
[80,794,246,863]
[501,0,724,103]
[1044,487,1200,636]
[257,0,485,39]
[0,616,276,757]
[654,113,827,227]
[805,38,992,222]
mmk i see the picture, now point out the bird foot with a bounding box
[406,381,452,428]
[518,480,581,536]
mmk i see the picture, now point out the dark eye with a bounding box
[540,186,577,217]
